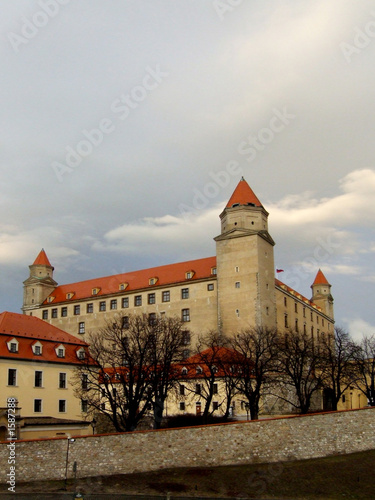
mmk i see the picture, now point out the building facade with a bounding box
[0,312,91,440]
[22,178,335,346]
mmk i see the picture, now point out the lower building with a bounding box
[0,312,92,440]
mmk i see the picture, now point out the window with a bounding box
[52,308,58,318]
[42,310,48,319]
[182,309,190,322]
[284,314,288,328]
[149,277,158,285]
[179,402,185,411]
[266,306,269,316]
[182,331,191,345]
[179,384,185,396]
[294,302,298,313]
[110,299,117,310]
[74,305,80,315]
[284,297,287,307]
[181,288,189,299]
[182,349,190,359]
[342,395,346,403]
[235,281,241,288]
[235,266,239,273]
[196,366,203,374]
[99,301,106,312]
[317,316,319,324]
[212,401,219,410]
[8,369,17,386]
[195,383,201,395]
[134,295,142,306]
[34,345,41,355]
[207,284,214,291]
[303,307,306,318]
[211,267,217,275]
[122,297,129,308]
[213,384,218,395]
[61,307,67,317]
[77,348,86,359]
[236,309,240,317]
[295,319,298,331]
[162,291,170,302]
[8,339,19,353]
[81,399,88,413]
[122,316,129,329]
[59,373,66,389]
[148,313,157,325]
[35,371,43,388]
[78,322,85,334]
[81,374,88,390]
[56,345,65,358]
[92,288,100,295]
[87,303,93,313]
[119,283,128,291]
[186,272,192,279]
[34,399,42,413]
[59,400,66,413]
[148,293,155,304]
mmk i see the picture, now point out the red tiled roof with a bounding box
[33,249,52,267]
[226,177,263,208]
[312,269,330,286]
[177,347,246,379]
[44,256,217,305]
[0,312,88,364]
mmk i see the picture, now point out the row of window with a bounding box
[42,287,207,320]
[6,339,85,359]
[31,399,68,413]
[179,400,220,411]
[283,298,326,326]
[179,383,218,396]
[8,369,71,388]
[284,314,329,333]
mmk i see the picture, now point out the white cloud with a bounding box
[345,318,375,342]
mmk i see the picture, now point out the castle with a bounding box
[22,177,335,346]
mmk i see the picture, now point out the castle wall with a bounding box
[0,407,374,484]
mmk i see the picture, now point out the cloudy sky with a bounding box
[1,0,375,340]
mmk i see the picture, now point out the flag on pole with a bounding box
[276,269,284,273]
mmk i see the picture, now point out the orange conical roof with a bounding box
[226,177,263,208]
[312,269,330,286]
[33,249,52,267]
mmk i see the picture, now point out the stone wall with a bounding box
[1,407,374,484]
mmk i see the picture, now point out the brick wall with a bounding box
[1,407,374,484]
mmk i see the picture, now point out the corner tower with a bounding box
[22,249,57,315]
[311,269,334,320]
[214,177,277,334]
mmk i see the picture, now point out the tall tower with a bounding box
[311,269,334,320]
[214,177,277,334]
[22,249,57,315]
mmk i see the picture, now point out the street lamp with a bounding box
[91,418,97,435]
[64,437,75,489]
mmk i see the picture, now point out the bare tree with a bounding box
[180,331,233,423]
[353,334,375,406]
[229,326,279,420]
[74,314,188,432]
[320,327,360,411]
[276,330,323,414]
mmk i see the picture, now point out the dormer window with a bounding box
[32,341,43,356]
[185,270,195,280]
[47,296,54,303]
[66,292,75,300]
[211,267,217,275]
[196,366,203,374]
[181,367,188,375]
[119,282,128,291]
[92,288,100,296]
[55,345,65,358]
[7,339,19,353]
[77,348,86,360]
[149,277,158,286]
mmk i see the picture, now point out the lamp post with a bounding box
[64,437,75,489]
[91,418,97,435]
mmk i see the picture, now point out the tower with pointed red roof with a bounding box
[22,249,58,315]
[214,177,277,332]
[311,269,334,318]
